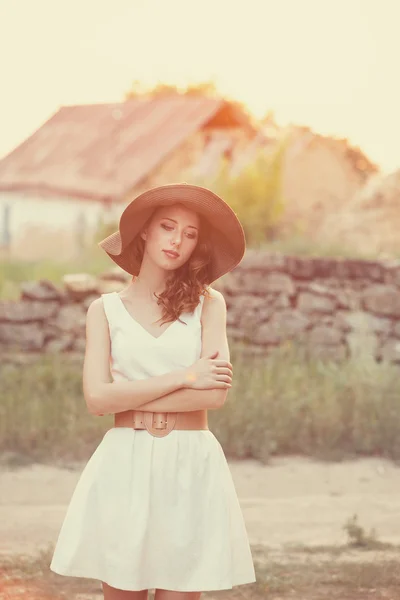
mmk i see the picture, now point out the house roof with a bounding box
[288,125,379,178]
[0,95,251,202]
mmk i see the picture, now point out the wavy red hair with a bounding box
[129,212,213,326]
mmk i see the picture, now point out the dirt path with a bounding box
[2,455,400,557]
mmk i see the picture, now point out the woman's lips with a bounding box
[163,250,180,258]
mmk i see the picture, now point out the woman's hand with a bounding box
[183,351,233,390]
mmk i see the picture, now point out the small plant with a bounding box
[343,514,379,548]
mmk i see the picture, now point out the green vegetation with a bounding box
[2,343,400,465]
[195,141,287,246]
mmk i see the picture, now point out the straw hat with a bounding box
[98,183,246,284]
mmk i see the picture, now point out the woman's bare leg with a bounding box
[154,590,201,600]
[102,581,149,600]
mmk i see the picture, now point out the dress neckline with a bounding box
[113,292,178,341]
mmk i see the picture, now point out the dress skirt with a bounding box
[50,427,257,592]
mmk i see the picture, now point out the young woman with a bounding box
[50,183,256,600]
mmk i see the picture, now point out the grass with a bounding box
[2,343,400,465]
[211,342,400,463]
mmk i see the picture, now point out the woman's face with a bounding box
[141,203,200,272]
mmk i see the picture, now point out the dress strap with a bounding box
[195,291,206,321]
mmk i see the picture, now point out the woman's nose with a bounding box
[171,231,182,246]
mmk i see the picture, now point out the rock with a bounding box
[307,282,337,297]
[226,310,237,327]
[383,261,400,286]
[319,312,352,332]
[239,271,295,296]
[46,304,87,335]
[0,300,59,323]
[238,250,286,271]
[297,292,336,313]
[253,310,310,345]
[362,284,400,317]
[335,259,384,282]
[20,280,63,302]
[308,326,343,346]
[226,295,267,331]
[45,334,75,352]
[379,339,400,363]
[236,272,264,294]
[0,322,45,350]
[232,294,266,313]
[347,331,379,361]
[340,310,391,335]
[258,306,274,322]
[286,256,318,279]
[270,293,291,309]
[71,337,87,352]
[335,288,359,310]
[98,267,131,283]
[262,273,295,296]
[62,273,99,301]
[212,271,240,295]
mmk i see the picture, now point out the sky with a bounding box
[0,0,399,172]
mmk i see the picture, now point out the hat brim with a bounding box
[99,183,246,284]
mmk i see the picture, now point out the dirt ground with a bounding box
[1,455,400,599]
[2,455,400,555]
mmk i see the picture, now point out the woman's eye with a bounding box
[161,223,197,240]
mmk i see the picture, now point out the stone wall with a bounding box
[2,251,400,364]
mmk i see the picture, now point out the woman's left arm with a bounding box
[134,288,231,412]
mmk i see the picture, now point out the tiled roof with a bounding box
[0,95,249,201]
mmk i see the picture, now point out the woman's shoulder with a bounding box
[86,295,109,322]
[201,286,227,322]
[203,285,226,304]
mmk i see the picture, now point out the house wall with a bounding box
[0,192,109,261]
[280,132,369,233]
[0,125,251,261]
[121,127,250,204]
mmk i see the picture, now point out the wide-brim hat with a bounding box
[98,183,246,284]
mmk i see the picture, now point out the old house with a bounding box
[227,120,379,241]
[0,95,254,261]
[278,125,379,235]
[317,168,400,257]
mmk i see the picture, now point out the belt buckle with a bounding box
[143,411,177,438]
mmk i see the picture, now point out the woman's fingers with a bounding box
[215,374,232,383]
[213,360,233,369]
[215,381,232,387]
[217,367,232,375]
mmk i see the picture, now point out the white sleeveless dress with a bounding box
[50,291,256,592]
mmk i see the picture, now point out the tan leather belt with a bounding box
[114,409,209,438]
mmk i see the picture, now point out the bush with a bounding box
[197,140,287,246]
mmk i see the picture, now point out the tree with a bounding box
[125,80,219,100]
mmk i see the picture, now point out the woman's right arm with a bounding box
[83,298,188,415]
